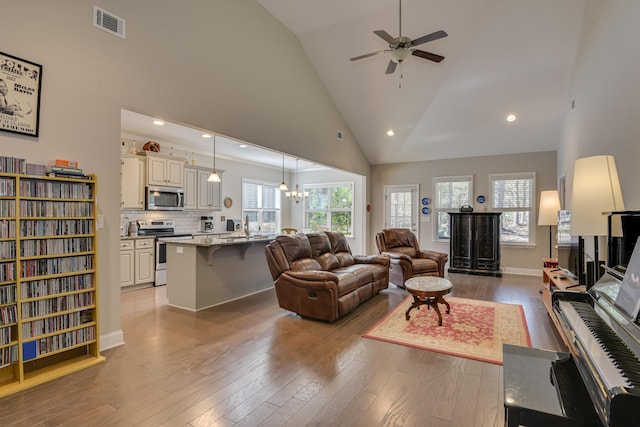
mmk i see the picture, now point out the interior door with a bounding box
[384,185,419,233]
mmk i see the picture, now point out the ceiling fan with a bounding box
[350,0,447,74]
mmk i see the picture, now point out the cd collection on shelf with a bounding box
[0,168,103,397]
[0,157,26,175]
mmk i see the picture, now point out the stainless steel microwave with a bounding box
[145,186,184,211]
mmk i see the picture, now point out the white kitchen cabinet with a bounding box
[120,240,135,287]
[120,154,146,210]
[120,238,155,288]
[184,166,222,211]
[183,166,198,210]
[134,238,155,285]
[145,152,185,187]
[197,168,222,210]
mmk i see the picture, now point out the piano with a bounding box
[551,267,640,426]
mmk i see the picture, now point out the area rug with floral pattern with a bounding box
[363,296,531,364]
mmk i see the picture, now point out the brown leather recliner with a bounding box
[375,228,448,288]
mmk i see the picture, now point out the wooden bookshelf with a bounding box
[541,267,585,346]
[0,173,104,397]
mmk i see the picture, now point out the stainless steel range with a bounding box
[137,219,192,286]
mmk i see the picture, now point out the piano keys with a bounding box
[552,270,640,427]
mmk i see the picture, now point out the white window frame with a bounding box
[432,175,473,242]
[241,178,281,235]
[383,184,419,234]
[303,181,354,237]
[489,172,536,246]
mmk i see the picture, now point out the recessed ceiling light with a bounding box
[201,133,212,138]
[386,129,395,136]
[239,144,248,148]
[506,114,517,122]
[152,120,165,126]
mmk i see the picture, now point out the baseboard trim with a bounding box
[100,329,125,352]
[168,286,275,312]
[502,267,541,277]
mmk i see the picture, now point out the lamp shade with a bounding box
[570,155,624,237]
[538,190,561,226]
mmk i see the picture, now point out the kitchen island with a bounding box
[163,235,274,311]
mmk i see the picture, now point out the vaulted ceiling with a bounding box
[256,0,586,165]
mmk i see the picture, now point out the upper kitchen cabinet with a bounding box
[120,154,145,210]
[143,152,185,188]
[184,165,222,211]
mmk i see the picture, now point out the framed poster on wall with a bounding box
[0,51,42,137]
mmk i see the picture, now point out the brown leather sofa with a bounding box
[265,231,390,322]
[375,228,448,288]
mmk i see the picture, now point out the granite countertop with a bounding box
[121,231,232,241]
[162,234,274,247]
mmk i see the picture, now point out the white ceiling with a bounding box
[120,109,320,172]
[257,0,585,164]
[122,0,586,170]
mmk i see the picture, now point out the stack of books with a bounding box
[46,160,87,179]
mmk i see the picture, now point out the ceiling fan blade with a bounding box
[350,50,388,62]
[374,30,396,45]
[412,50,445,63]
[385,60,397,74]
[411,30,448,47]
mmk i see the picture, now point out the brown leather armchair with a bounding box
[375,228,448,288]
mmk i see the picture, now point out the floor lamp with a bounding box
[538,190,561,258]
[570,155,625,288]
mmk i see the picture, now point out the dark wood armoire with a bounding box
[448,212,502,277]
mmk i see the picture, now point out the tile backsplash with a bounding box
[120,210,228,234]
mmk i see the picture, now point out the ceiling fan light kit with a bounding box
[390,47,410,64]
[350,0,447,74]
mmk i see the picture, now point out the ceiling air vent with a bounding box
[93,6,126,39]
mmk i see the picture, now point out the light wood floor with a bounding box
[0,273,565,427]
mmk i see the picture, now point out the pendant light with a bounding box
[207,134,221,182]
[278,154,289,191]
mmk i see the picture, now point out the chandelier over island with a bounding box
[285,158,308,203]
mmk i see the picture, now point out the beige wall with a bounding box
[371,151,558,274]
[557,0,640,261]
[558,0,640,209]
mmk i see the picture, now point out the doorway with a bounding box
[383,184,419,233]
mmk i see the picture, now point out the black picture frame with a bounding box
[0,51,42,137]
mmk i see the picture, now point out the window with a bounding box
[490,172,536,245]
[433,176,473,241]
[242,179,280,235]
[304,182,353,236]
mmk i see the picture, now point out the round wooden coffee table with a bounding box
[404,276,453,326]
